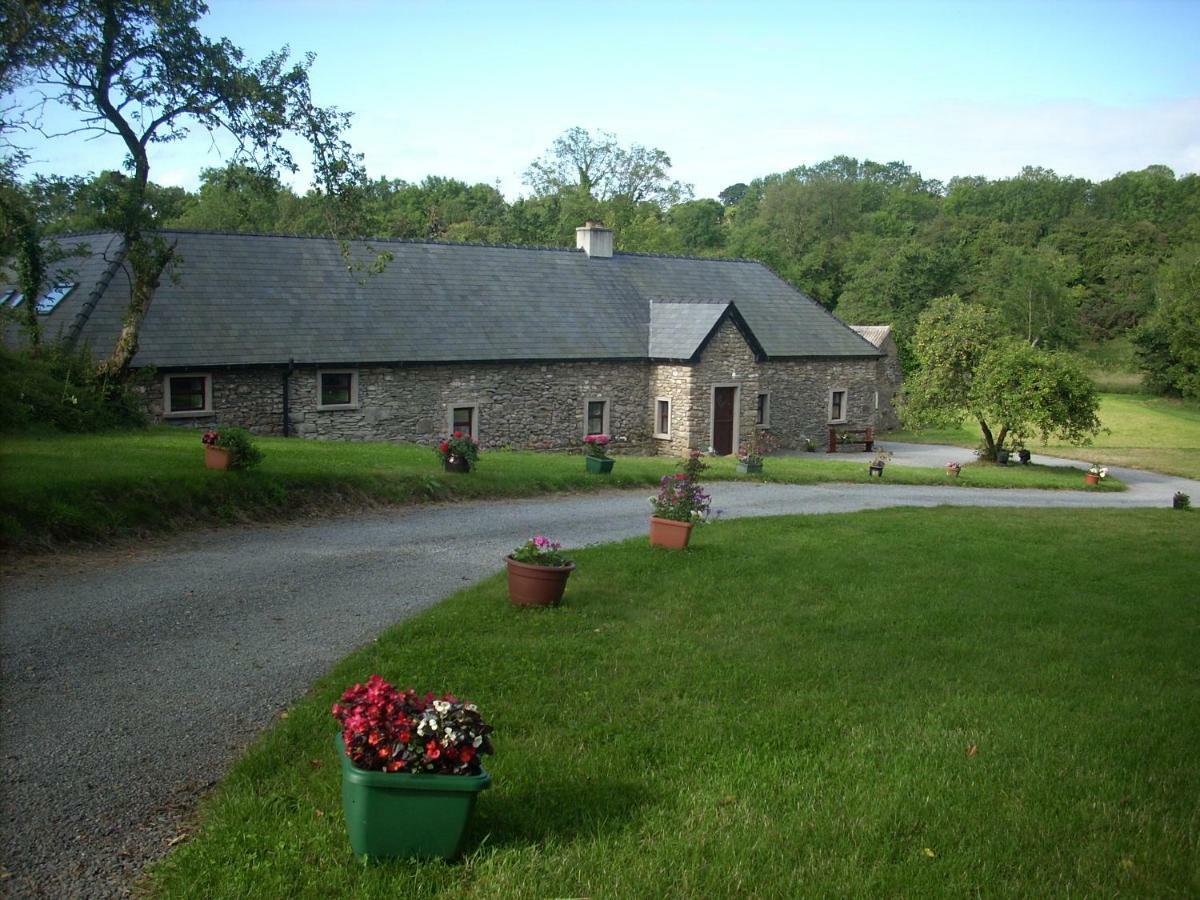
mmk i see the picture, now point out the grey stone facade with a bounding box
[145,316,885,456]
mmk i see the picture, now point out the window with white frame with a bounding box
[828,388,848,423]
[164,373,212,416]
[317,370,358,410]
[756,392,770,427]
[449,403,478,438]
[584,399,609,436]
[654,398,671,438]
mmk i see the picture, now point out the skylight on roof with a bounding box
[35,282,76,314]
[6,291,24,308]
[0,291,13,306]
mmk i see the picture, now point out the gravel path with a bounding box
[1,445,1194,898]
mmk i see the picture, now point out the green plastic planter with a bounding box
[336,735,491,860]
[585,455,614,474]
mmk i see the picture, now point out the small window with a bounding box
[585,399,608,436]
[318,370,358,410]
[451,405,477,438]
[756,392,770,427]
[0,291,14,306]
[654,398,671,439]
[35,282,76,314]
[7,292,24,308]
[164,374,212,416]
[829,389,847,423]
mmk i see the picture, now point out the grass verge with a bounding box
[888,392,1200,480]
[0,429,1120,552]
[147,507,1200,898]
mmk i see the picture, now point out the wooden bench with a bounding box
[827,426,874,453]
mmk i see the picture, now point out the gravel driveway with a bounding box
[1,445,1194,898]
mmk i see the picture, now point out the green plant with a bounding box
[1087,463,1109,479]
[509,535,573,567]
[650,450,711,522]
[201,427,263,470]
[737,429,779,465]
[436,432,480,465]
[1174,491,1191,510]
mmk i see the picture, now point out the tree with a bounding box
[901,295,1100,459]
[975,243,1082,348]
[3,0,366,378]
[1133,246,1200,400]
[523,126,691,207]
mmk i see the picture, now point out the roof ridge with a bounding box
[150,228,579,254]
[614,249,761,264]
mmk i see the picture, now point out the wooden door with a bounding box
[713,387,736,455]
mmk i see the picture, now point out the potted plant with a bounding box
[649,451,711,549]
[945,461,962,477]
[995,448,1011,466]
[867,449,892,478]
[582,433,614,474]
[436,431,480,473]
[1017,448,1032,465]
[201,428,263,470]
[331,676,493,860]
[506,535,575,607]
[1172,491,1190,510]
[1085,463,1108,486]
[736,429,779,474]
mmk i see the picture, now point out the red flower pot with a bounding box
[204,446,232,470]
[649,516,694,549]
[505,556,575,607]
[1084,472,1100,485]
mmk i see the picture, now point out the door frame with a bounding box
[708,384,740,456]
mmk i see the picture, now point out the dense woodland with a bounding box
[18,134,1199,389]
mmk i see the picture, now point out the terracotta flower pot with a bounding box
[204,446,232,470]
[946,466,960,477]
[1085,472,1100,485]
[505,556,575,607]
[649,516,694,549]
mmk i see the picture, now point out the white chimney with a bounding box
[575,221,613,258]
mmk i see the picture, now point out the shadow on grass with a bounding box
[468,775,656,851]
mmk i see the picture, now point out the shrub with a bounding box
[0,343,146,433]
[202,427,264,470]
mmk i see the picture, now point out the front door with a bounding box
[713,387,737,455]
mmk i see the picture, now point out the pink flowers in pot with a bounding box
[583,433,611,459]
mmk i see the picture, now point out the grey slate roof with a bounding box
[8,231,882,368]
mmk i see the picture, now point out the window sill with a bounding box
[652,433,671,440]
[317,404,360,412]
[163,409,212,418]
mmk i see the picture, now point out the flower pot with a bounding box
[1085,472,1100,485]
[505,556,575,607]
[868,463,884,478]
[585,456,614,474]
[735,461,763,474]
[995,450,1010,466]
[204,446,232,470]
[443,454,471,473]
[945,466,960,477]
[336,735,490,860]
[1018,449,1031,465]
[649,516,694,549]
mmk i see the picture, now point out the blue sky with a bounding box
[13,0,1200,198]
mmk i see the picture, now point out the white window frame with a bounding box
[828,388,848,424]
[317,369,359,411]
[653,397,672,439]
[163,373,213,418]
[756,391,771,428]
[447,402,480,439]
[583,398,610,437]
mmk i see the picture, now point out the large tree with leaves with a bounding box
[901,294,1100,459]
[1,0,366,378]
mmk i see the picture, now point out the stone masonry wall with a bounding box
[142,326,882,456]
[147,360,653,452]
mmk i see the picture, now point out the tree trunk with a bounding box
[978,418,997,460]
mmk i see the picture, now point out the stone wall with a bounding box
[142,324,883,456]
[874,335,904,431]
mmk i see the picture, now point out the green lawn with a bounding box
[889,392,1200,480]
[147,508,1200,898]
[0,428,1119,551]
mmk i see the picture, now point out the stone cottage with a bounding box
[849,325,903,432]
[4,223,899,455]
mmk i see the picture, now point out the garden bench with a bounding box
[827,426,874,453]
